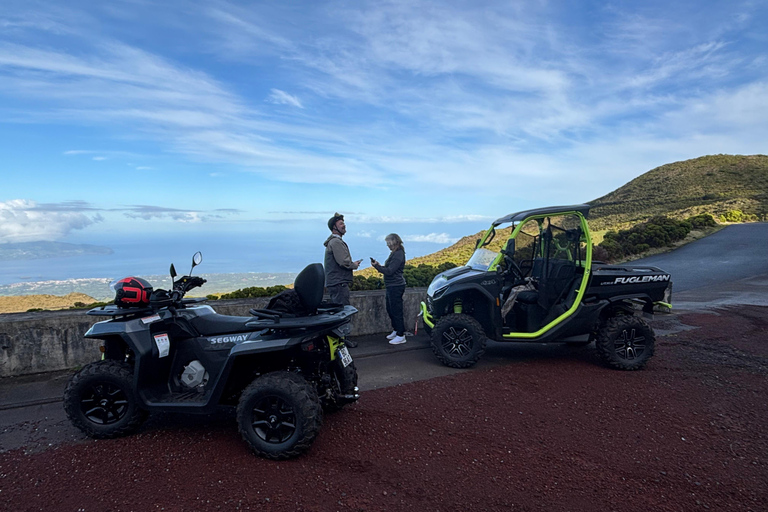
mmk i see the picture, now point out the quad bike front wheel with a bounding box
[431,313,487,368]
[63,360,147,439]
[595,315,655,370]
[237,371,323,460]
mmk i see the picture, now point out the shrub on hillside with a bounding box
[598,215,703,261]
[687,213,717,229]
[350,262,458,291]
[206,262,461,297]
[719,209,758,223]
[591,245,610,263]
[209,285,288,300]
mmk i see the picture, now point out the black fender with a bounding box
[604,293,656,315]
[434,284,499,336]
[229,337,297,357]
[102,335,132,361]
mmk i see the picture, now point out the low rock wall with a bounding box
[0,288,427,378]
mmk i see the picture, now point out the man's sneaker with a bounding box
[386,331,398,340]
[389,335,406,345]
[345,339,358,348]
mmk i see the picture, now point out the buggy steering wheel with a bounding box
[501,250,524,280]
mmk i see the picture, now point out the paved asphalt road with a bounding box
[631,223,768,293]
[2,223,767,453]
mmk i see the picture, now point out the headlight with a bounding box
[427,276,448,297]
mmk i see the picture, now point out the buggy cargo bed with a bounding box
[588,264,671,303]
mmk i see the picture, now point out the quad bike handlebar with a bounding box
[149,276,208,309]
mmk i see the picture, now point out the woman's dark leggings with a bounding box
[385,284,406,335]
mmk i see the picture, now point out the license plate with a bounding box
[338,346,353,367]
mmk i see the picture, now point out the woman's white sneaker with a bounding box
[386,331,398,340]
[389,335,406,345]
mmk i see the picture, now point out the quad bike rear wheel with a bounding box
[237,371,322,460]
[64,360,147,439]
[595,314,655,370]
[431,313,487,368]
[322,360,359,413]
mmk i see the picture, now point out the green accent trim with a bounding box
[420,302,435,328]
[654,301,673,309]
[328,335,340,361]
[502,211,593,340]
[453,299,463,314]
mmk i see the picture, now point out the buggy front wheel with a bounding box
[431,314,487,368]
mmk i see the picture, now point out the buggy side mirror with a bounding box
[170,264,177,279]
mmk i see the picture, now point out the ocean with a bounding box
[0,221,488,298]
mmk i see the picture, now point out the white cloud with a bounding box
[0,199,102,242]
[267,89,303,108]
[403,233,459,244]
[119,205,241,223]
[1,1,767,214]
[351,214,492,223]
[122,206,203,223]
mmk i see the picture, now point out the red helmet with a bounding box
[112,277,153,308]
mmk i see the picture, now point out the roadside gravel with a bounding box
[0,306,766,511]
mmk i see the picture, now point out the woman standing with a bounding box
[371,234,407,344]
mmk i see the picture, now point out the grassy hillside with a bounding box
[588,154,768,230]
[0,293,97,314]
[358,154,768,275]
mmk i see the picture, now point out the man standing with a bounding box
[324,212,362,304]
[324,213,362,347]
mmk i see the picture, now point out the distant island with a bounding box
[0,241,114,261]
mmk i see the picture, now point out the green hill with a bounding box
[588,154,768,230]
[359,154,768,274]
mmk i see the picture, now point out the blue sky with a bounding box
[1,0,767,249]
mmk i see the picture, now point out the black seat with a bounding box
[294,263,325,313]
[190,314,253,336]
[538,259,576,310]
[516,290,539,304]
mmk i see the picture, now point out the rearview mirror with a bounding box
[170,264,177,279]
[190,251,203,275]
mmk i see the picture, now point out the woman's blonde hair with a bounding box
[385,233,403,250]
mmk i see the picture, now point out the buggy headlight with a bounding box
[427,276,448,298]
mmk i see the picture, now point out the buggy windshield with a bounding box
[466,248,499,271]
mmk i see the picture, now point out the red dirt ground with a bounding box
[1,306,766,512]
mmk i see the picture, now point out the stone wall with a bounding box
[0,288,427,378]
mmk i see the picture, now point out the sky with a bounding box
[1,0,767,254]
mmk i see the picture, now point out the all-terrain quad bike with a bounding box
[421,205,672,371]
[64,253,359,460]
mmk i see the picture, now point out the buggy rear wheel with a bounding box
[237,372,322,460]
[595,315,655,370]
[431,313,487,368]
